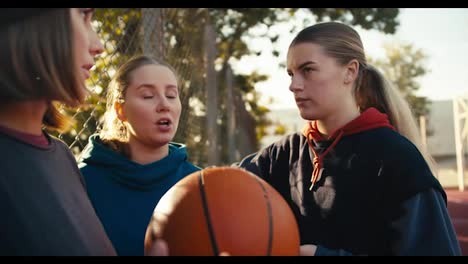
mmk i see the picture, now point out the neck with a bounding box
[127,136,169,165]
[316,105,360,137]
[0,100,48,135]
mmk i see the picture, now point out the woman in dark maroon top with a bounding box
[0,8,115,256]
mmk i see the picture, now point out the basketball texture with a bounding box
[144,166,300,256]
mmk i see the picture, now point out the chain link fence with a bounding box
[56,8,259,168]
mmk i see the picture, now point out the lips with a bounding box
[82,64,94,71]
[82,69,90,80]
[295,97,309,103]
[81,64,94,80]
[156,118,172,126]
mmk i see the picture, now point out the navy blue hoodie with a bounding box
[237,108,460,256]
[78,134,200,256]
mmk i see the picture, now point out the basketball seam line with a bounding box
[198,170,220,256]
[253,176,274,256]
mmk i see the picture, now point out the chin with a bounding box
[299,105,325,121]
[76,86,90,103]
[155,137,173,146]
[299,110,315,121]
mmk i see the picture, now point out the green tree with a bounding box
[369,42,431,119]
[310,8,399,33]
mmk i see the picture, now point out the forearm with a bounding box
[389,188,461,256]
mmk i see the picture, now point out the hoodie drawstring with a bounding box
[306,129,344,191]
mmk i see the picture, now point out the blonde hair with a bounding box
[290,22,437,174]
[0,8,81,132]
[99,54,178,154]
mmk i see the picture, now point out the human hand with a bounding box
[300,244,317,256]
[144,216,169,256]
[144,236,169,256]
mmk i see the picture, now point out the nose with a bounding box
[89,30,104,57]
[156,97,170,113]
[289,75,304,93]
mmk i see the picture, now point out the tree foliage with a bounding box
[369,42,431,119]
[310,8,399,33]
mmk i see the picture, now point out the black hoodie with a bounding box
[237,107,460,256]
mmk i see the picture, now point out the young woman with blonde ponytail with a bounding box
[78,55,200,256]
[237,22,460,256]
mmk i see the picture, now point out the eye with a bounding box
[141,93,154,99]
[287,71,293,77]
[166,88,179,99]
[166,93,178,99]
[303,67,313,74]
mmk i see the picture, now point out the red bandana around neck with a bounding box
[301,107,395,190]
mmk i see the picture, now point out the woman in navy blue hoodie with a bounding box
[237,22,461,256]
[78,55,200,256]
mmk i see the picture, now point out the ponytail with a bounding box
[357,64,437,175]
[356,65,393,123]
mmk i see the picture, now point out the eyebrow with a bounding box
[298,61,317,70]
[137,84,178,90]
[287,61,317,73]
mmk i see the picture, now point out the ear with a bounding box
[344,59,359,85]
[114,101,127,122]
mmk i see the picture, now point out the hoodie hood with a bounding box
[302,107,395,141]
[78,134,195,190]
[78,134,200,255]
[301,107,395,190]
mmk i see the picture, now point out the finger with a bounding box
[299,244,317,256]
[147,239,169,256]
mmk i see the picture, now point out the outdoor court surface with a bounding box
[446,188,468,255]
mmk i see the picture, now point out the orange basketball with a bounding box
[144,166,300,256]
